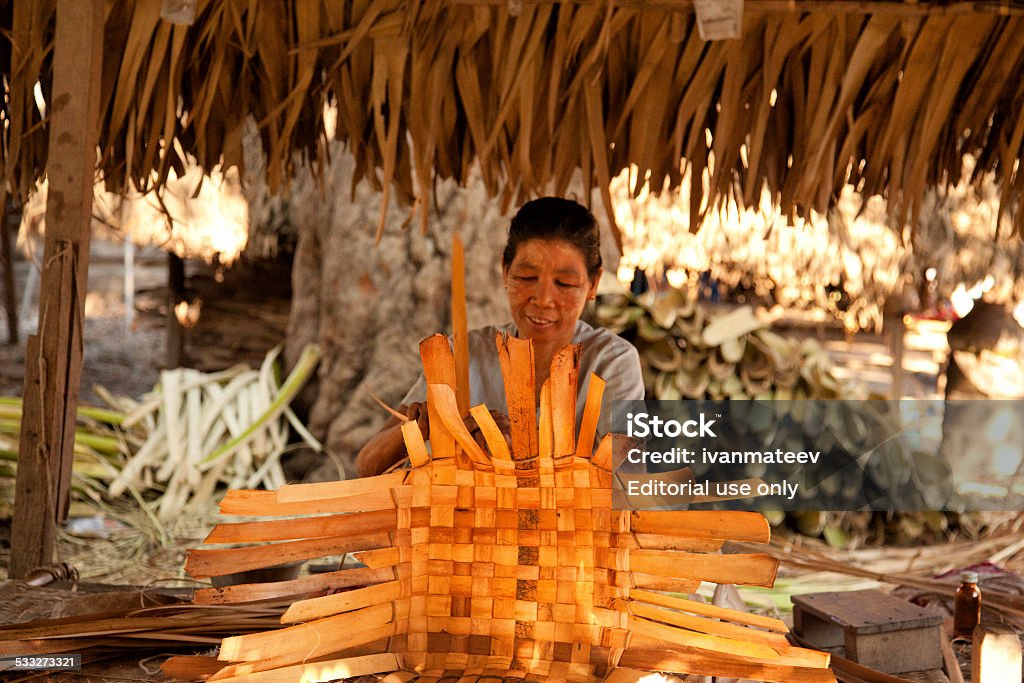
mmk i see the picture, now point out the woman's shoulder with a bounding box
[467,323,516,344]
[465,323,518,358]
[574,320,644,399]
[573,319,639,358]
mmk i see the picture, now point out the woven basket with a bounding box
[172,334,835,683]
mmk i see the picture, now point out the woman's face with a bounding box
[502,238,600,348]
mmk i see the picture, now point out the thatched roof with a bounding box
[6,1,1024,241]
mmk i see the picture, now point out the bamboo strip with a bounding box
[629,588,788,633]
[401,420,430,467]
[591,433,614,470]
[282,581,402,624]
[631,510,771,543]
[382,672,417,683]
[193,567,395,605]
[0,637,102,655]
[495,334,537,459]
[539,379,553,458]
[629,615,783,662]
[105,632,224,643]
[631,573,701,594]
[446,0,1024,15]
[0,617,201,641]
[210,653,402,683]
[219,603,395,662]
[162,655,225,680]
[629,600,790,648]
[629,550,779,587]
[549,344,580,456]
[204,509,397,544]
[575,374,605,459]
[212,623,397,678]
[427,384,491,466]
[452,234,469,418]
[628,533,725,552]
[469,404,512,461]
[276,470,407,504]
[220,488,397,516]
[420,334,457,459]
[619,648,836,683]
[185,533,392,579]
[353,546,402,569]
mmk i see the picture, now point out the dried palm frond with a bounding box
[5,2,1024,241]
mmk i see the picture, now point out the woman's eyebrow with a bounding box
[553,268,583,278]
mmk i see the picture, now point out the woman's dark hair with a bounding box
[502,197,602,280]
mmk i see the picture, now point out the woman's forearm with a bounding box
[355,418,406,477]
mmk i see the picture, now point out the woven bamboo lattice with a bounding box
[168,334,835,682]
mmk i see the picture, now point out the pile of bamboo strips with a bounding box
[0,602,287,663]
[107,345,323,519]
[0,345,322,520]
[147,333,837,682]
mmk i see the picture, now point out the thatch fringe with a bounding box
[6,1,1024,239]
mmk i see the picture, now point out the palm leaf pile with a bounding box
[597,291,952,513]
[611,160,1024,333]
[5,2,1024,241]
[598,291,844,402]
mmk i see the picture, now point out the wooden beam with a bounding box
[10,0,104,579]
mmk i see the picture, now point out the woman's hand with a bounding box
[405,401,430,440]
[355,402,428,478]
[464,409,513,453]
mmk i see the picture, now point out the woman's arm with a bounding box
[355,403,428,477]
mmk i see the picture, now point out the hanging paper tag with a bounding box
[161,0,197,26]
[693,0,743,41]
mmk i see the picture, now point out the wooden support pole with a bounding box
[10,0,104,578]
[886,312,905,399]
[0,187,17,344]
[166,251,185,368]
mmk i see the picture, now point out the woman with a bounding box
[355,197,644,477]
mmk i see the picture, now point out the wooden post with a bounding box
[10,0,104,578]
[0,187,16,344]
[885,311,905,399]
[166,251,185,368]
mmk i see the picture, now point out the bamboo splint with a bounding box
[163,330,835,683]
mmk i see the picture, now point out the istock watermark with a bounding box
[611,399,1024,512]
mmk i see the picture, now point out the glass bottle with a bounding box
[953,570,981,638]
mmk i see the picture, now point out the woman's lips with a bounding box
[526,314,555,329]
